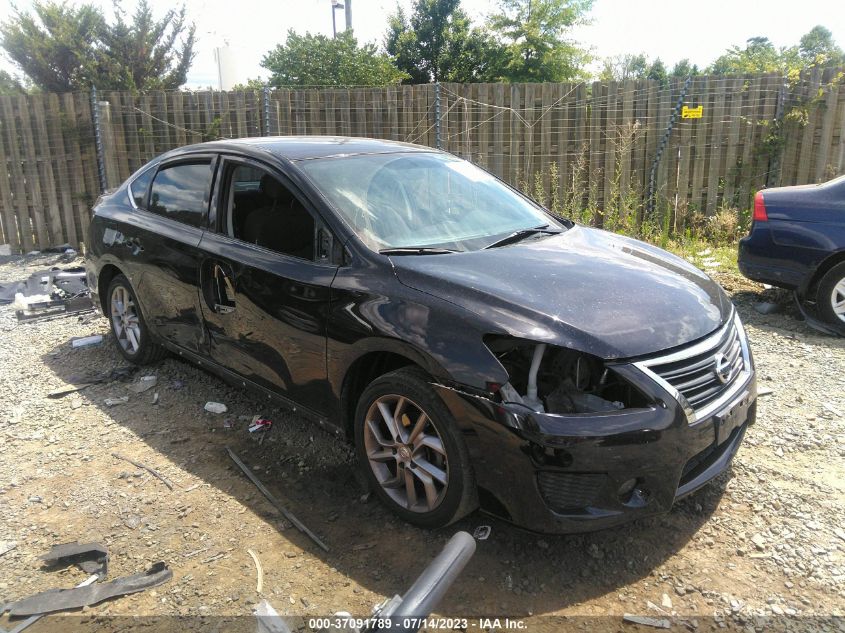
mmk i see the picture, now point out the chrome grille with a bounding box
[634,314,751,423]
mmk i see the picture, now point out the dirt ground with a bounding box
[0,251,843,632]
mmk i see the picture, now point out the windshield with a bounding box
[297,152,564,252]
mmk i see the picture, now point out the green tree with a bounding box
[670,58,700,77]
[709,37,799,75]
[599,53,647,81]
[98,1,196,90]
[488,0,593,82]
[0,0,196,92]
[0,70,25,95]
[799,25,844,66]
[385,0,502,83]
[646,58,668,85]
[262,30,407,87]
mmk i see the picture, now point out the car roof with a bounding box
[160,136,437,161]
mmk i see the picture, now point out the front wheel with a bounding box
[354,367,477,529]
[817,262,845,332]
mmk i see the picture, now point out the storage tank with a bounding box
[213,43,239,91]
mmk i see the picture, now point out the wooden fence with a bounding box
[1,68,844,253]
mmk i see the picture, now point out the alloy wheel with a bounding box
[831,278,845,324]
[110,285,142,354]
[362,394,449,513]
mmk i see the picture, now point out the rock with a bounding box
[661,593,673,609]
[104,396,129,407]
[751,533,766,550]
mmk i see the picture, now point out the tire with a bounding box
[354,367,478,529]
[816,262,845,332]
[106,274,167,365]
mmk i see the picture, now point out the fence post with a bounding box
[435,81,441,149]
[766,76,789,188]
[91,86,108,193]
[646,76,692,215]
[263,85,271,136]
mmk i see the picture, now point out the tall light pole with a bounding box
[331,0,344,38]
[345,0,352,31]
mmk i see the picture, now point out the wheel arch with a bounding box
[96,262,127,315]
[803,249,845,298]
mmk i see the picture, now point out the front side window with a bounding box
[225,164,315,260]
[298,152,562,252]
[129,166,155,209]
[148,161,213,228]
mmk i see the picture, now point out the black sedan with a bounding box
[739,175,845,333]
[86,137,756,533]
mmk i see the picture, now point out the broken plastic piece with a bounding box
[255,600,293,633]
[127,375,157,394]
[39,542,108,579]
[104,396,129,407]
[249,417,273,433]
[472,525,491,540]
[71,335,103,348]
[204,401,227,414]
[6,562,171,617]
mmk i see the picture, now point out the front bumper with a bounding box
[436,363,756,534]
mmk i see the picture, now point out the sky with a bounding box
[1,0,844,88]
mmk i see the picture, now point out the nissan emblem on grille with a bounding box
[713,352,732,384]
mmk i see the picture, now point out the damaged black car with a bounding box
[86,137,756,533]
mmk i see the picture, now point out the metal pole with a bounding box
[332,7,337,37]
[262,85,271,136]
[344,0,352,30]
[91,86,107,194]
[647,75,692,215]
[435,82,441,150]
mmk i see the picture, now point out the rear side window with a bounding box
[149,161,213,228]
[129,166,155,209]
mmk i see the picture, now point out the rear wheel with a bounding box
[107,274,167,364]
[354,367,477,528]
[817,262,845,331]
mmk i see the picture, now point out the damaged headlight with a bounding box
[484,336,650,415]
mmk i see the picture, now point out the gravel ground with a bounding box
[0,251,843,632]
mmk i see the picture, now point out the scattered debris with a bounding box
[9,266,94,322]
[622,614,670,629]
[352,543,376,552]
[661,593,673,610]
[758,387,774,397]
[255,599,292,633]
[822,402,842,418]
[5,562,171,617]
[104,396,129,407]
[204,401,227,414]
[202,552,226,564]
[127,375,157,394]
[2,574,99,633]
[151,392,159,405]
[47,383,93,398]
[226,447,329,552]
[249,417,273,433]
[39,541,108,578]
[0,540,17,557]
[71,335,103,348]
[247,548,264,594]
[753,302,781,315]
[111,452,175,491]
[472,525,491,541]
[834,528,845,542]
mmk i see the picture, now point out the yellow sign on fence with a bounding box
[682,105,703,119]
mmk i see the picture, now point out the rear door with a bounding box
[197,156,338,413]
[128,155,218,354]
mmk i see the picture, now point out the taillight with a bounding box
[753,191,768,222]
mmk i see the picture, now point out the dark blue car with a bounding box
[739,175,845,332]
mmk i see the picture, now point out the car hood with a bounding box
[389,225,731,359]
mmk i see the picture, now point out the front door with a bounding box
[197,157,338,413]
